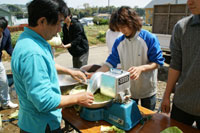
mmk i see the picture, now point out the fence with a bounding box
[8,24,28,32]
[152,4,191,35]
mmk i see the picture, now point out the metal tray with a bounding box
[88,100,112,109]
[58,74,79,87]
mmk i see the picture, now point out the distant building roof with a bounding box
[145,0,187,8]
[14,18,28,26]
[0,7,11,14]
[97,13,110,17]
[0,5,10,12]
[81,17,93,21]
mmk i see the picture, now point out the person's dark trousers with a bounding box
[20,124,63,133]
[73,51,89,68]
[171,104,200,129]
[132,94,156,111]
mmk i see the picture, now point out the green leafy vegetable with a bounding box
[100,125,125,133]
[94,93,112,102]
[71,85,112,102]
[161,126,183,133]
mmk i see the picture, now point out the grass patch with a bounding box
[143,26,152,32]
[85,25,108,45]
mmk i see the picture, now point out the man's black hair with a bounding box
[27,0,68,27]
[0,17,8,30]
[66,8,72,19]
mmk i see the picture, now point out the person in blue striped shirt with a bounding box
[96,6,164,111]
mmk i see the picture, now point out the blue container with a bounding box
[80,100,142,131]
[80,107,104,121]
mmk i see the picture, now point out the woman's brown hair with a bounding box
[109,11,119,32]
[115,6,142,31]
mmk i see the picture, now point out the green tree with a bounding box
[7,4,22,12]
[134,6,145,17]
[7,4,24,18]
[83,3,90,9]
[93,16,108,25]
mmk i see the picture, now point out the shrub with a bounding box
[84,25,108,45]
[93,16,109,25]
[99,19,109,25]
[96,31,106,43]
[11,31,22,48]
[88,36,98,45]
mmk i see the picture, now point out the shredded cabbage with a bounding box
[69,85,112,102]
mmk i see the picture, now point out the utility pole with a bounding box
[108,0,110,7]
[108,0,111,13]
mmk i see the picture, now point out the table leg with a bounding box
[63,118,81,133]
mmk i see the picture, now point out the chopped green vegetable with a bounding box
[94,93,112,102]
[111,125,125,133]
[100,125,125,133]
[74,85,87,90]
[70,85,112,102]
[61,89,71,95]
[161,126,183,133]
[9,110,19,119]
[100,125,113,132]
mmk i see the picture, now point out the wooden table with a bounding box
[62,106,199,133]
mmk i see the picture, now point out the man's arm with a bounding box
[57,92,94,108]
[55,64,86,82]
[61,43,71,48]
[161,20,182,114]
[4,28,13,56]
[161,68,180,114]
[69,22,85,47]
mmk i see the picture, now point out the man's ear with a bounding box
[37,17,47,26]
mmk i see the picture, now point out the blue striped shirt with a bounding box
[106,29,164,98]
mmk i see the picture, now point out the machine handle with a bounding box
[110,68,123,74]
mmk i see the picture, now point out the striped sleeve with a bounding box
[140,30,165,66]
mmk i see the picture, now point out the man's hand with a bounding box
[161,95,171,114]
[128,66,143,80]
[70,70,87,83]
[58,91,94,108]
[62,43,71,48]
[51,44,64,48]
[75,92,94,107]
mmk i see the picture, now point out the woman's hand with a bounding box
[85,72,94,79]
[128,66,143,80]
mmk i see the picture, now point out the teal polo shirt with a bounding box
[11,27,61,132]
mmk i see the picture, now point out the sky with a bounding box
[0,0,152,8]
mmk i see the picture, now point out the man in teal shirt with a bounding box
[11,0,94,132]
